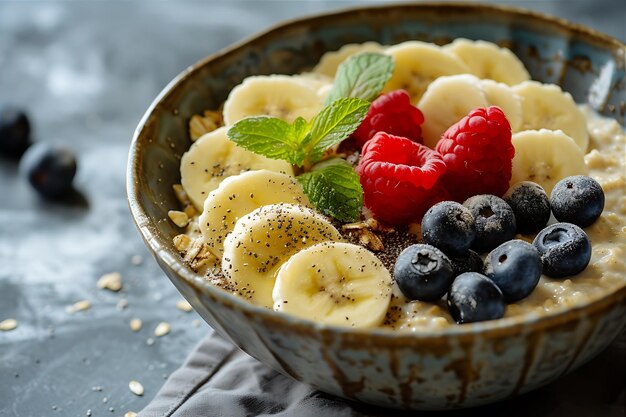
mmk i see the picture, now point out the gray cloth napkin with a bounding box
[138,329,625,417]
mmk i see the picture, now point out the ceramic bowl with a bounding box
[127,3,626,410]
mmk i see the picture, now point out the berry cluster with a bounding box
[355,101,513,225]
[356,133,447,225]
[352,90,424,148]
[393,175,604,324]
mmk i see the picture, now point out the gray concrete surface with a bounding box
[0,1,624,416]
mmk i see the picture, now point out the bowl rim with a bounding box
[127,1,626,341]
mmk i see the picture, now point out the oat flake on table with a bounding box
[96,272,123,292]
[0,318,18,331]
[154,322,171,337]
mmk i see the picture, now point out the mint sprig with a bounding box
[227,116,308,165]
[228,97,368,168]
[297,159,363,222]
[324,52,395,105]
[225,51,394,222]
[305,97,370,163]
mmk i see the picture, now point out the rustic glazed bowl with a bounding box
[127,3,626,410]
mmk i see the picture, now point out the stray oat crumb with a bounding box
[175,299,193,312]
[128,380,144,396]
[66,300,91,314]
[154,322,171,337]
[0,318,18,331]
[96,272,122,292]
[146,338,155,346]
[125,412,138,417]
[168,210,190,228]
[130,318,142,332]
[116,299,129,310]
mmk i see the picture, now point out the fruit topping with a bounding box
[222,203,341,307]
[19,143,77,199]
[436,106,514,202]
[512,81,589,151]
[421,201,476,257]
[199,170,309,256]
[447,272,506,324]
[503,181,551,234]
[550,175,605,228]
[356,133,447,225]
[510,129,588,195]
[394,244,454,302]
[352,90,424,148]
[273,242,392,328]
[0,105,31,157]
[449,250,484,277]
[532,222,592,278]
[463,194,516,253]
[483,239,542,302]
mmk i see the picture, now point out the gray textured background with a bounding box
[0,1,624,416]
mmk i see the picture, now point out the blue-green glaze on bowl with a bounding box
[127,3,626,410]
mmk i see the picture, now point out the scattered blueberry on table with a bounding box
[20,143,77,199]
[0,105,31,157]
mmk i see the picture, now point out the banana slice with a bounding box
[180,127,293,210]
[418,74,489,148]
[513,81,589,152]
[443,38,531,85]
[222,203,342,307]
[294,72,334,102]
[511,129,589,194]
[222,75,323,125]
[383,41,471,104]
[200,170,309,256]
[273,242,393,328]
[312,42,385,78]
[480,79,523,132]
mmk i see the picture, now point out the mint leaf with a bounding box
[305,97,369,163]
[297,158,363,222]
[325,53,394,105]
[227,117,307,165]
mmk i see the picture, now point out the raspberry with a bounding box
[436,106,514,202]
[356,133,447,225]
[353,90,424,148]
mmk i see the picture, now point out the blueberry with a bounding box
[503,181,551,234]
[422,201,476,256]
[463,194,516,253]
[449,249,483,277]
[20,143,77,198]
[0,106,31,157]
[447,272,505,324]
[483,239,542,302]
[532,222,591,278]
[550,175,604,228]
[394,244,454,301]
